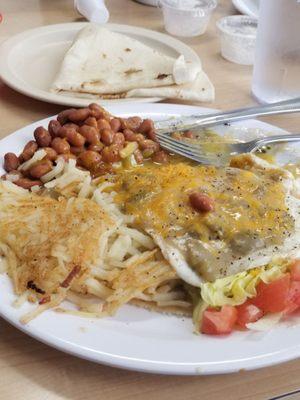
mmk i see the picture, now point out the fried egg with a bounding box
[112,154,300,286]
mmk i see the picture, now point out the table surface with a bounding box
[0,1,300,399]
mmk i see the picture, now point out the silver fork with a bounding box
[155,132,300,165]
[154,97,300,133]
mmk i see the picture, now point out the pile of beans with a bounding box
[2,103,169,189]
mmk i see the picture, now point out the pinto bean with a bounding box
[142,148,155,158]
[189,192,215,213]
[4,153,20,172]
[88,143,104,152]
[66,130,86,147]
[48,120,61,138]
[57,126,72,138]
[34,127,52,147]
[152,150,169,164]
[57,109,75,125]
[29,160,53,179]
[112,132,125,147]
[110,118,122,133]
[70,146,85,156]
[51,138,70,154]
[68,108,91,123]
[79,125,99,144]
[147,129,158,142]
[92,162,113,178]
[63,123,79,131]
[89,103,107,119]
[101,129,114,145]
[124,116,142,132]
[139,139,160,152]
[134,133,145,143]
[139,119,154,134]
[89,103,104,111]
[43,147,58,161]
[78,151,102,170]
[84,117,98,128]
[123,129,136,141]
[21,141,38,161]
[97,118,111,132]
[101,144,121,163]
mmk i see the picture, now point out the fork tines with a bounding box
[155,132,221,165]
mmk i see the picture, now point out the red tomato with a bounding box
[251,274,290,313]
[284,301,299,315]
[283,281,300,315]
[290,260,300,281]
[201,305,237,335]
[236,301,264,328]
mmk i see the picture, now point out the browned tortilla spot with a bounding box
[125,48,131,52]
[82,80,103,86]
[124,69,143,76]
[98,92,127,99]
[156,73,170,80]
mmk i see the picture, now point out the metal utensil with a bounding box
[154,97,300,133]
[155,132,300,165]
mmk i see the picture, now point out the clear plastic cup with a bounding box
[252,0,300,103]
[159,0,217,37]
[217,15,257,65]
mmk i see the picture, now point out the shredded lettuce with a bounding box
[200,260,290,308]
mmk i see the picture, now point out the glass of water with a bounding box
[252,0,300,103]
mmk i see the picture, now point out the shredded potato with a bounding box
[0,162,191,323]
[18,149,47,171]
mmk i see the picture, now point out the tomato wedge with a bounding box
[284,280,300,315]
[287,281,300,305]
[251,274,290,313]
[290,260,300,281]
[236,301,263,328]
[201,305,237,335]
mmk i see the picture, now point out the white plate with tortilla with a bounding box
[0,23,202,107]
[1,102,300,376]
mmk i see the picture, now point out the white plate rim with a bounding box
[1,102,299,376]
[0,22,201,107]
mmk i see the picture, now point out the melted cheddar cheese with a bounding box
[110,160,293,252]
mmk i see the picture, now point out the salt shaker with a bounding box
[252,0,300,103]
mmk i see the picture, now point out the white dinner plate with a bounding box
[0,23,200,107]
[0,103,300,376]
[232,0,259,18]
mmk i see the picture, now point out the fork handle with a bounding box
[249,133,300,152]
[156,97,300,132]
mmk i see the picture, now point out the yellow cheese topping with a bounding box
[109,160,293,250]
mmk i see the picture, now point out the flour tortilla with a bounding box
[52,24,194,94]
[126,71,215,102]
[52,24,214,102]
